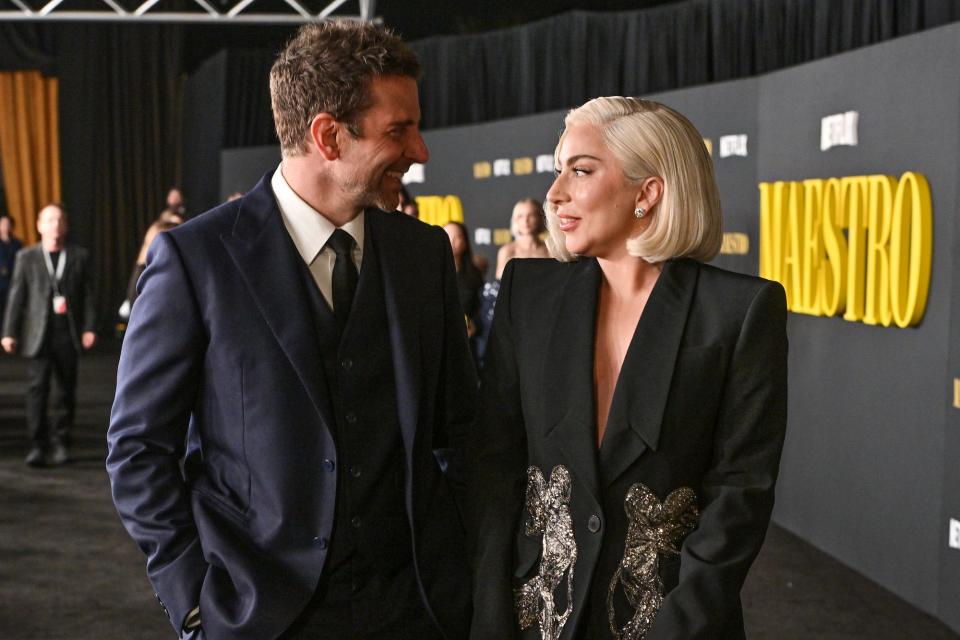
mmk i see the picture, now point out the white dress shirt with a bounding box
[271,164,364,310]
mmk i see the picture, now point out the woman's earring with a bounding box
[634,207,646,219]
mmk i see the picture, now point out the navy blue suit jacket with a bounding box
[107,175,477,639]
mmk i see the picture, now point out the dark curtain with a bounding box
[410,0,960,128]
[224,49,278,148]
[56,24,183,329]
[0,24,56,74]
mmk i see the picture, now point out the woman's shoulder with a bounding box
[686,259,786,316]
[690,260,781,294]
[506,256,574,280]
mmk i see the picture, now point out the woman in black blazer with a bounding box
[468,97,788,640]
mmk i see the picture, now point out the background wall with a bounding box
[754,23,958,627]
[221,23,960,632]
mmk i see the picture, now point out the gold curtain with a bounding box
[0,71,61,247]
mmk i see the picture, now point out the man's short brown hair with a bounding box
[270,21,420,157]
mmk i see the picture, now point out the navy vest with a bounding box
[283,226,440,640]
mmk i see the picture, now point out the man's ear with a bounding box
[309,113,340,161]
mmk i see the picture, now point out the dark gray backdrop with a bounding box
[218,22,960,633]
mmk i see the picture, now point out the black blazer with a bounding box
[2,244,96,356]
[468,257,787,640]
[107,175,478,640]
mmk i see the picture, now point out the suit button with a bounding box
[351,579,362,593]
[341,357,353,370]
[345,412,358,424]
[350,465,362,478]
[587,515,601,533]
[322,459,335,472]
[351,515,362,528]
[313,536,328,550]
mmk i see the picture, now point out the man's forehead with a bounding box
[365,75,421,120]
[39,206,64,220]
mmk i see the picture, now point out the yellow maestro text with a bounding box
[414,195,464,227]
[759,173,932,328]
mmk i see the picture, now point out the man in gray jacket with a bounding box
[2,203,96,467]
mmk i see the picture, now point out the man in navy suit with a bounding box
[107,22,477,640]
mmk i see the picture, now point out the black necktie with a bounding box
[327,228,358,335]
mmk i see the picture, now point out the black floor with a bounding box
[1,342,957,640]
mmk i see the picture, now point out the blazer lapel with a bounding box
[367,211,421,458]
[599,258,699,487]
[220,173,336,432]
[542,258,602,505]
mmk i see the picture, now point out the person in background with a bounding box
[495,197,549,279]
[444,220,484,358]
[165,187,185,216]
[469,97,787,639]
[398,185,419,218]
[119,207,185,320]
[476,198,549,365]
[0,214,23,323]
[2,204,97,467]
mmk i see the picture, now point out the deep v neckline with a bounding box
[593,293,648,448]
[594,275,663,451]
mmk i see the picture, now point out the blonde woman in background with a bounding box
[495,198,550,279]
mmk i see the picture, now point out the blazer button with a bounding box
[345,412,358,424]
[351,515,362,528]
[313,536,328,550]
[322,459,335,472]
[340,357,353,370]
[587,514,601,533]
[350,465,362,478]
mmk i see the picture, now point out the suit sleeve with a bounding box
[648,281,788,638]
[106,232,207,635]
[467,260,528,640]
[434,227,479,503]
[2,250,27,339]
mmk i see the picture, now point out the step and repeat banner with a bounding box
[221,22,960,633]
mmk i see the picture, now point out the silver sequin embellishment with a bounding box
[607,484,698,640]
[514,465,577,640]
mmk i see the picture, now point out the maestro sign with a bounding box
[758,172,932,328]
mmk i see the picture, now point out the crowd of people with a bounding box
[3,19,787,640]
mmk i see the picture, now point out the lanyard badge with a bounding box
[43,249,68,315]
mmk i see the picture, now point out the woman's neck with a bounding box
[516,234,541,251]
[597,254,662,302]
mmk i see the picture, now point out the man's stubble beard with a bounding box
[340,173,398,212]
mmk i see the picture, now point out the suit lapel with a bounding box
[220,173,336,432]
[599,258,698,487]
[542,258,602,504]
[367,211,421,458]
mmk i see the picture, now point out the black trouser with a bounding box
[26,324,77,448]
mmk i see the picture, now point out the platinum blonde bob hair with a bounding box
[545,97,722,264]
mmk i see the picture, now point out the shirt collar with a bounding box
[271,164,365,264]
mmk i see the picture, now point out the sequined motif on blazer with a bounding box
[607,484,698,640]
[514,465,577,640]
